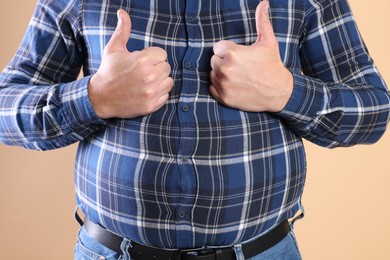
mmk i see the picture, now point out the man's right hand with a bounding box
[88,9,173,119]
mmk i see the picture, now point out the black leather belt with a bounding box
[83,218,290,260]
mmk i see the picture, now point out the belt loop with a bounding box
[291,197,305,226]
[291,208,305,226]
[74,206,84,226]
[215,249,222,260]
[232,244,245,260]
[120,238,132,260]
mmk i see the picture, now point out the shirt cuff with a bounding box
[276,71,325,128]
[60,76,106,133]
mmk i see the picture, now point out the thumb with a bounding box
[255,1,275,46]
[105,9,132,53]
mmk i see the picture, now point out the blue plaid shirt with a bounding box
[0,0,389,249]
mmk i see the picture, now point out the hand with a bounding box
[209,0,293,113]
[88,9,173,119]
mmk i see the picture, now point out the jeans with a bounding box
[74,225,302,260]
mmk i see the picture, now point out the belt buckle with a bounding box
[179,247,211,258]
[181,247,236,260]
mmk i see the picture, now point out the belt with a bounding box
[83,218,290,260]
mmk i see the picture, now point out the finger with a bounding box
[209,84,223,102]
[105,9,132,53]
[155,61,172,77]
[152,62,172,84]
[209,69,219,86]
[159,76,174,95]
[154,93,170,111]
[213,40,237,58]
[154,78,173,109]
[210,54,224,71]
[139,47,169,65]
[255,1,276,46]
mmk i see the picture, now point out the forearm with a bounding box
[0,0,109,150]
[277,71,390,148]
[276,0,390,147]
[0,76,105,150]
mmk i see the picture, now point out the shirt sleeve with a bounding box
[0,0,106,151]
[277,0,390,148]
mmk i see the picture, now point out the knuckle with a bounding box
[224,48,235,58]
[148,46,168,60]
[143,87,157,99]
[219,64,232,76]
[136,55,148,66]
[142,74,156,85]
[223,46,238,60]
[155,47,168,56]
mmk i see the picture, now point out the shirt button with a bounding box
[181,156,189,164]
[182,105,190,112]
[184,61,192,69]
[178,210,186,219]
[186,16,198,23]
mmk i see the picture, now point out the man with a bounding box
[0,0,389,259]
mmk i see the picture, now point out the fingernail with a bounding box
[116,10,122,21]
[263,0,269,9]
[116,10,123,29]
[263,1,270,15]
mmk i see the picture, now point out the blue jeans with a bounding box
[74,226,302,260]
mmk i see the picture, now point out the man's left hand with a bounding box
[209,0,293,113]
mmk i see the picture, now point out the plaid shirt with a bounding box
[0,0,389,249]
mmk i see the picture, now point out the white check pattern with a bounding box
[0,0,389,249]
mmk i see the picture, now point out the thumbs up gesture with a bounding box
[89,9,173,119]
[210,1,293,113]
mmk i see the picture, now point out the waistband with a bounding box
[83,218,290,260]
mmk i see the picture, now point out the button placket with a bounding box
[173,0,202,248]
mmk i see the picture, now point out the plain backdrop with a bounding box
[0,1,389,259]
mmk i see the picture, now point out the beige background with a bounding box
[0,1,389,259]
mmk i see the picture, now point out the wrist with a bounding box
[88,74,111,119]
[272,67,293,113]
